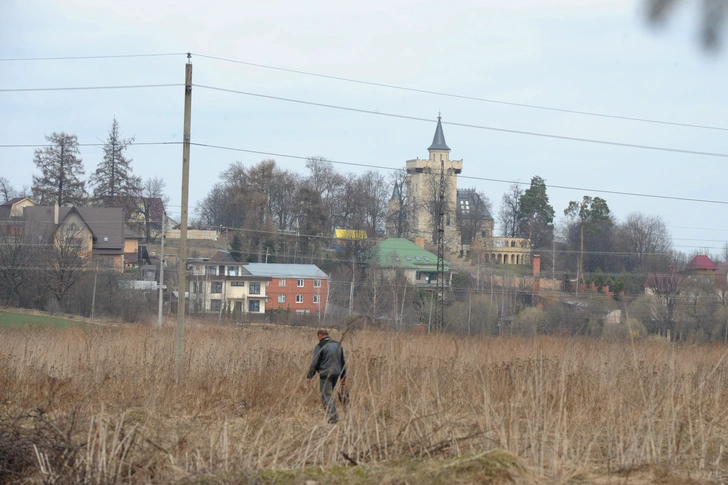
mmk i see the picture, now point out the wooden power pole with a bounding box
[176,54,193,380]
[157,212,165,328]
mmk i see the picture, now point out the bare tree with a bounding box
[32,132,86,206]
[0,223,35,305]
[456,189,493,246]
[498,183,523,237]
[617,212,673,272]
[0,177,17,203]
[43,222,89,305]
[139,177,169,243]
[305,157,344,234]
[360,170,391,238]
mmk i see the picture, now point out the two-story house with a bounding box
[187,251,271,315]
[23,205,125,271]
[245,263,329,316]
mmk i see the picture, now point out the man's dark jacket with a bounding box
[307,337,346,380]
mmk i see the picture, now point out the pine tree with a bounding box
[89,118,140,202]
[31,132,86,206]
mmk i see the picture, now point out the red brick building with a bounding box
[245,264,329,315]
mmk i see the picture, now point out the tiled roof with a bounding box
[371,238,450,270]
[688,255,717,271]
[1,197,26,206]
[23,206,124,250]
[245,263,328,279]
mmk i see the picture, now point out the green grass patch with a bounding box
[0,311,88,329]
[180,451,527,485]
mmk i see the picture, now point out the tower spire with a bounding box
[428,115,450,151]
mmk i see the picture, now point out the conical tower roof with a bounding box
[428,116,450,151]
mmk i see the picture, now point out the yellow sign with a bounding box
[335,229,367,240]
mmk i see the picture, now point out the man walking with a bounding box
[307,329,347,424]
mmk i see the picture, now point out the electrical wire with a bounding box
[0,141,181,148]
[188,142,728,205]
[192,53,728,133]
[0,53,187,62]
[193,84,728,160]
[0,84,182,93]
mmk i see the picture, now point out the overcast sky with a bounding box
[1,0,726,256]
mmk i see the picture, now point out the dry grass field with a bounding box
[1,315,727,484]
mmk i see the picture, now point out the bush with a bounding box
[512,307,545,336]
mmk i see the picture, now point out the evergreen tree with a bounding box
[89,118,140,202]
[517,176,555,249]
[32,132,86,206]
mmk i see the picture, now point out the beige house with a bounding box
[0,197,37,220]
[188,251,271,315]
[23,205,126,271]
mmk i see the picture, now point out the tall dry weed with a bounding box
[1,321,727,483]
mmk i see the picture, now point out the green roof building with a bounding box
[371,238,452,288]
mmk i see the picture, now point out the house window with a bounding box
[210,299,222,311]
[211,281,222,293]
[228,266,239,276]
[248,300,260,312]
[313,295,320,304]
[296,294,303,303]
[297,279,304,287]
[278,294,286,303]
[249,282,261,295]
[415,256,421,261]
[313,279,321,288]
[279,279,286,287]
[231,281,244,287]
[206,266,217,276]
[416,271,421,280]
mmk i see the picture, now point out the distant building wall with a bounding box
[165,229,218,241]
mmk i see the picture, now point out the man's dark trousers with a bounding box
[320,375,339,424]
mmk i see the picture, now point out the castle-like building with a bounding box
[386,116,530,265]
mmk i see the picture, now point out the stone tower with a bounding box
[405,116,462,245]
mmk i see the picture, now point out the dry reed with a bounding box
[1,320,727,483]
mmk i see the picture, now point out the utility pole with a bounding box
[176,54,193,380]
[58,142,64,206]
[91,260,98,320]
[157,212,166,328]
[435,154,446,332]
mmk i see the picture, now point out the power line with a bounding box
[0,141,180,148]
[188,142,728,205]
[0,53,187,62]
[192,53,728,133]
[0,84,181,93]
[193,84,728,160]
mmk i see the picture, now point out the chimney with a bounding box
[532,254,541,296]
[414,236,425,249]
[53,203,59,225]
